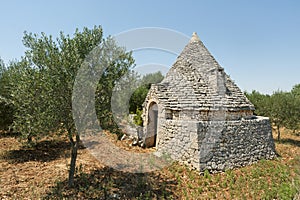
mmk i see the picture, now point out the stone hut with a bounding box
[142,32,276,172]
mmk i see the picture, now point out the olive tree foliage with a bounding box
[291,84,300,97]
[0,58,14,130]
[94,38,136,134]
[10,26,135,186]
[109,69,140,130]
[128,71,164,126]
[110,71,164,128]
[245,86,300,140]
[129,71,164,113]
[288,84,300,132]
[245,90,271,116]
[9,59,55,141]
[269,91,290,140]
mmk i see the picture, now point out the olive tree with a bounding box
[287,84,300,132]
[11,26,134,186]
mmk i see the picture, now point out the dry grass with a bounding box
[0,129,299,199]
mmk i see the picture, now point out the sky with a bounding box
[0,0,299,94]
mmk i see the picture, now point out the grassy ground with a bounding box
[0,129,299,199]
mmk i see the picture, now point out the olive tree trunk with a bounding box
[277,124,281,141]
[68,132,80,187]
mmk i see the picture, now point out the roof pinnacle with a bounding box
[190,32,200,42]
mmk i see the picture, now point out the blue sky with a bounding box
[0,0,299,94]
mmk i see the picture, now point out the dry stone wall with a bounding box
[156,116,276,172]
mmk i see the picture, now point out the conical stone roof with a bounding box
[154,32,255,112]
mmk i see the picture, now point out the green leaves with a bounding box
[0,58,14,130]
[3,26,136,143]
[93,37,135,133]
[129,71,164,113]
[245,86,300,136]
[14,26,105,138]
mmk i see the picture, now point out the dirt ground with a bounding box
[0,129,299,199]
[0,131,170,199]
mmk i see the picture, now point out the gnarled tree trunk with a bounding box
[68,131,80,187]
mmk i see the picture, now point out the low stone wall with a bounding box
[156,116,277,172]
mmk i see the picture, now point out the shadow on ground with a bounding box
[279,138,300,148]
[1,140,72,163]
[44,166,177,199]
[0,131,21,138]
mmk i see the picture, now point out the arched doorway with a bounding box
[145,102,158,147]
